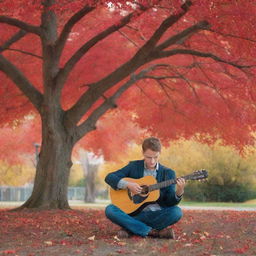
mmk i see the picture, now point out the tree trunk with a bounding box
[19,110,75,209]
[84,164,98,203]
[79,150,102,203]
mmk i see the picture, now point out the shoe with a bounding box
[117,229,131,238]
[148,228,175,239]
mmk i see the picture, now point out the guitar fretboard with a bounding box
[148,175,192,192]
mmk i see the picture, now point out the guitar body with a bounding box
[110,176,160,215]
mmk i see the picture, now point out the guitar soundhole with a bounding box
[127,185,149,204]
[141,185,149,195]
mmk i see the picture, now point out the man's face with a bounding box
[143,149,160,170]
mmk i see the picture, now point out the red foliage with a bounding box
[0,117,41,164]
[75,109,144,161]
[0,0,256,155]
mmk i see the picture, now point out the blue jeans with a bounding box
[105,204,182,237]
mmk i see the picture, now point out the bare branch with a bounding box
[0,55,43,111]
[209,29,256,43]
[191,58,235,112]
[135,83,164,107]
[118,30,140,48]
[155,48,256,69]
[155,80,184,111]
[125,24,147,41]
[56,5,95,57]
[5,48,42,59]
[155,20,210,51]
[156,80,174,100]
[169,65,201,101]
[0,16,41,35]
[144,75,181,80]
[133,0,192,54]
[0,30,27,53]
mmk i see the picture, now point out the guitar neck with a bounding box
[148,175,189,192]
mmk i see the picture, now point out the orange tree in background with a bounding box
[0,0,256,209]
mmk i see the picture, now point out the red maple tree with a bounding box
[0,0,255,209]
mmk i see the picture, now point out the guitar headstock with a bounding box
[186,169,208,181]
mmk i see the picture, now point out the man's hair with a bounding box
[142,137,162,152]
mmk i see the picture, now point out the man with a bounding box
[105,137,186,239]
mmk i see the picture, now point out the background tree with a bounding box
[78,150,103,203]
[0,118,41,165]
[0,0,256,209]
[161,140,256,202]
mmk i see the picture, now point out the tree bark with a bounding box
[19,109,75,209]
[79,151,102,203]
[84,164,98,203]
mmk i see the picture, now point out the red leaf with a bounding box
[2,250,16,255]
[233,244,249,254]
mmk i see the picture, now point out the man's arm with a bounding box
[105,162,134,190]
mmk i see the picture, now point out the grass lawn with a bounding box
[180,199,256,208]
[0,208,255,256]
[1,199,256,210]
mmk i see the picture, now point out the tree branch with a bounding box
[191,57,240,112]
[155,20,210,51]
[154,48,256,69]
[209,29,256,43]
[145,65,200,101]
[55,5,95,58]
[0,16,41,35]
[118,30,140,48]
[0,55,43,111]
[64,2,194,126]
[0,30,27,53]
[144,75,182,80]
[55,11,137,90]
[135,83,164,107]
[133,0,192,56]
[5,48,42,59]
[74,65,165,138]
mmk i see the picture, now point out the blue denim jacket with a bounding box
[105,160,181,207]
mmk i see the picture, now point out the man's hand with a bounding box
[127,182,142,195]
[176,178,186,197]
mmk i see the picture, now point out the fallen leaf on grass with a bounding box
[44,241,53,246]
[116,249,129,254]
[1,250,17,255]
[88,235,95,241]
[1,209,255,255]
[117,241,127,246]
[233,244,249,254]
[114,235,120,241]
[203,231,209,237]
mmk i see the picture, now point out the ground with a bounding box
[0,208,255,256]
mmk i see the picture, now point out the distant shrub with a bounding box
[184,182,256,202]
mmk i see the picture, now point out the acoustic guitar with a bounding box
[110,170,208,215]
